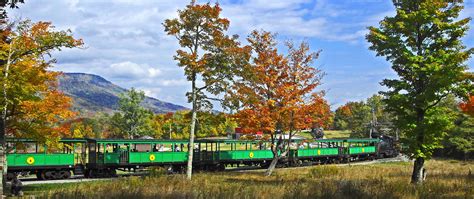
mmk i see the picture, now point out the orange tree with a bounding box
[1,19,82,143]
[0,19,82,191]
[233,30,329,176]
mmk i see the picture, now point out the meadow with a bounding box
[22,159,473,199]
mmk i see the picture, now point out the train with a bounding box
[5,135,399,180]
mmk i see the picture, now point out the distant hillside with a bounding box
[58,73,187,115]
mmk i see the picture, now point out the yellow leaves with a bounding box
[2,19,82,142]
[268,99,276,107]
[20,90,76,133]
[72,122,94,138]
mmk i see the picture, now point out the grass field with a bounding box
[22,159,473,199]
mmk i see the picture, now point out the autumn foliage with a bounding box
[231,30,330,175]
[459,95,474,116]
[234,31,330,136]
[1,20,83,146]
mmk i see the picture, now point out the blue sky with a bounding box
[9,0,474,109]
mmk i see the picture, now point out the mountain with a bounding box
[58,73,188,115]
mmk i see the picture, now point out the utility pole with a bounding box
[370,106,377,138]
[169,122,172,140]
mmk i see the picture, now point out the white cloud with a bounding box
[8,0,474,109]
[105,61,162,79]
[158,79,188,86]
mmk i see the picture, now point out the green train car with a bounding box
[6,138,86,180]
[5,136,398,180]
[85,139,189,177]
[193,139,274,170]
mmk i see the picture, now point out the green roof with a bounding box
[345,139,380,143]
[314,139,345,142]
[6,138,87,143]
[86,138,189,144]
[196,139,271,144]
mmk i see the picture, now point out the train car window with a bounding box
[14,143,36,154]
[134,143,151,152]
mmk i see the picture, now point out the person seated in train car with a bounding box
[298,142,306,149]
[194,144,200,152]
[158,144,165,152]
[289,142,297,149]
[106,144,112,153]
[153,144,160,152]
[175,144,181,152]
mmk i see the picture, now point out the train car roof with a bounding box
[345,138,380,142]
[312,138,379,143]
[86,138,189,144]
[6,138,87,143]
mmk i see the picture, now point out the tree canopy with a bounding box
[109,88,154,139]
[163,1,249,180]
[0,20,83,146]
[233,30,329,176]
[367,0,473,183]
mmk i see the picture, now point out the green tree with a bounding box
[333,95,394,138]
[333,101,370,136]
[110,88,154,139]
[438,95,473,160]
[367,0,473,183]
[346,101,371,136]
[163,1,249,179]
[447,114,474,160]
[333,104,351,130]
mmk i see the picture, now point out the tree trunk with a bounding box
[265,137,289,176]
[411,108,426,184]
[265,155,279,176]
[0,119,5,196]
[186,77,197,180]
[411,157,425,183]
[0,39,13,196]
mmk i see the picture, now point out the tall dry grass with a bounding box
[31,160,472,199]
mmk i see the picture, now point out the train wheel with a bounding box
[43,171,51,180]
[60,170,71,179]
[107,169,117,177]
[218,164,226,171]
[84,169,90,178]
[87,169,96,178]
